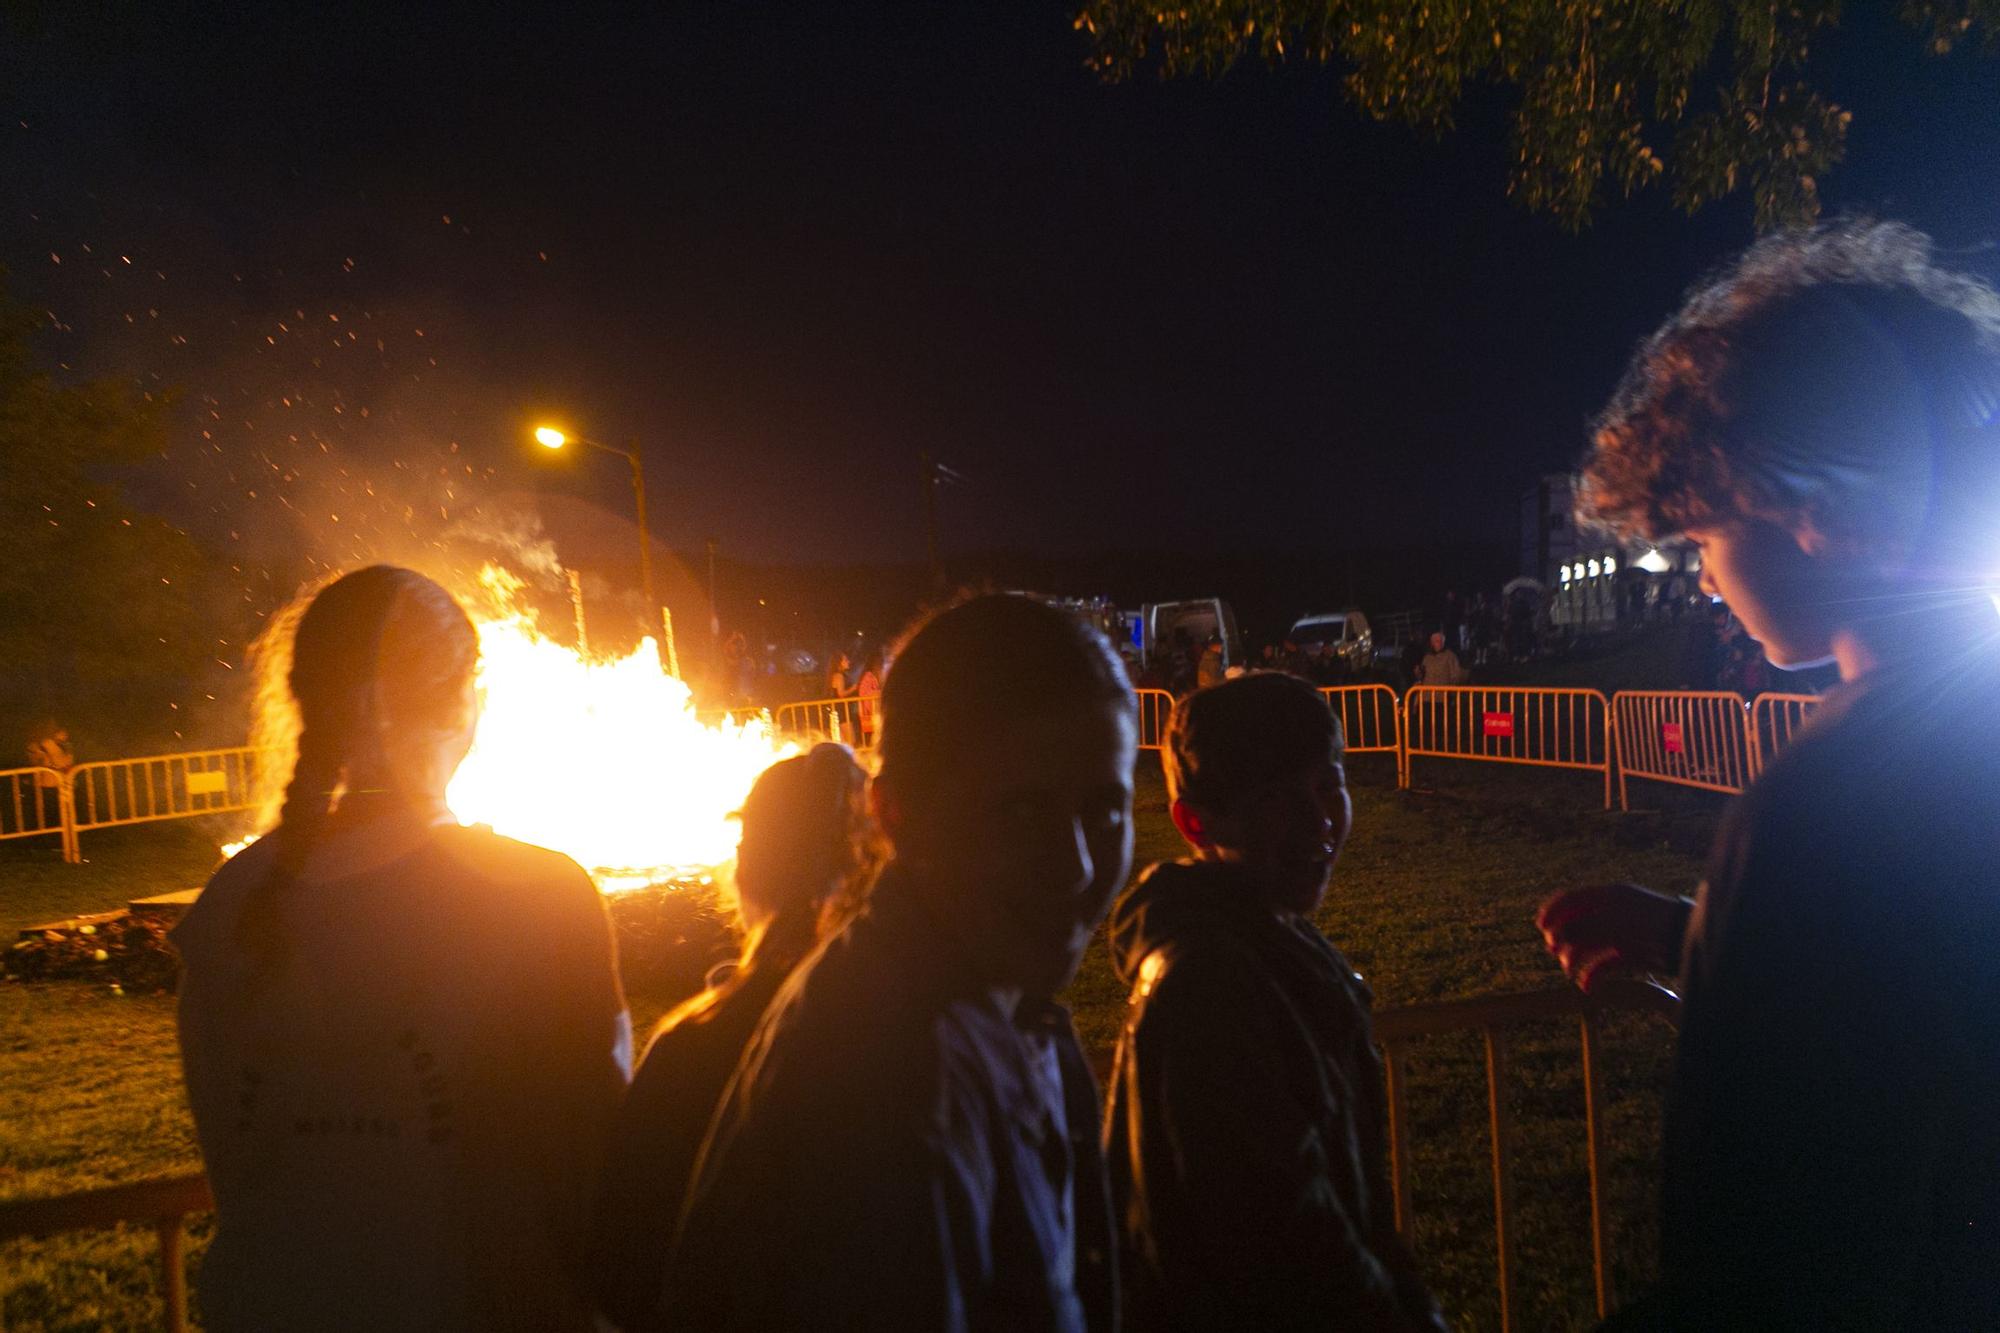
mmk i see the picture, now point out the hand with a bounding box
[1535,882,1692,995]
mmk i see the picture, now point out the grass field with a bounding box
[1,758,1719,1332]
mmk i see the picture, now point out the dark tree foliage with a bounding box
[1077,0,2000,230]
[0,278,210,751]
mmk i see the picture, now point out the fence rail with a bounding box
[45,747,281,863]
[2,981,1679,1333]
[1320,683,1401,756]
[1134,687,1174,752]
[0,1173,214,1333]
[0,766,73,857]
[69,747,273,834]
[769,694,880,752]
[1401,686,1615,808]
[11,689,1824,868]
[1611,691,1755,810]
[1750,692,1822,776]
[1375,980,1681,1332]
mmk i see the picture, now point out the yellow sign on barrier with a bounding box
[66,747,278,861]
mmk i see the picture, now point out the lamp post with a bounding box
[534,425,665,665]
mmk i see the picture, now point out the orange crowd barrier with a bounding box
[1749,691,1822,776]
[1612,691,1755,809]
[770,694,879,752]
[1319,683,1401,756]
[1400,686,1615,808]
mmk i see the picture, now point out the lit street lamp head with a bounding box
[534,426,567,449]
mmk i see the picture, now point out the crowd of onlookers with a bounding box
[19,221,2000,1330]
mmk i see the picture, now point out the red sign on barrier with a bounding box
[1661,722,1684,754]
[1482,712,1514,738]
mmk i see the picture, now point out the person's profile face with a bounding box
[897,698,1136,998]
[1196,754,1351,916]
[1686,519,1838,669]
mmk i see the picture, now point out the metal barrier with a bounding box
[0,766,73,857]
[770,695,879,752]
[1612,691,1754,809]
[1320,684,1401,756]
[1375,980,1681,1332]
[693,705,773,730]
[1134,687,1174,752]
[1750,692,1822,776]
[1400,686,1615,808]
[0,1173,213,1333]
[66,747,277,861]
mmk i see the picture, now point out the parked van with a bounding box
[1140,598,1244,671]
[1287,610,1373,675]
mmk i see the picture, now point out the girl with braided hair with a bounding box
[590,741,876,1330]
[172,566,630,1333]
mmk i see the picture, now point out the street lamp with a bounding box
[532,423,664,668]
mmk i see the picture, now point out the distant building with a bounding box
[1520,474,1701,629]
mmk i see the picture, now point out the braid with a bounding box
[236,724,344,973]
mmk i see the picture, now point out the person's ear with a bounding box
[1169,798,1213,850]
[1791,512,1835,560]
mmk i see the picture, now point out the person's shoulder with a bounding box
[433,823,594,889]
[1134,929,1286,1026]
[431,824,604,930]
[759,932,1002,1136]
[171,837,275,956]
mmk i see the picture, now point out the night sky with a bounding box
[5,2,2000,577]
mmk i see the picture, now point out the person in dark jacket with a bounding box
[1105,672,1446,1332]
[662,593,1134,1331]
[1538,221,2000,1328]
[588,742,874,1332]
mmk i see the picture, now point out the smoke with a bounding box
[443,501,565,585]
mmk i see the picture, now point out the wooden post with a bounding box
[1485,1026,1515,1333]
[157,1216,188,1333]
[1581,1011,1614,1317]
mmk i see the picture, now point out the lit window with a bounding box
[1603,554,1618,574]
[1635,547,1672,574]
[1586,559,1600,577]
[1560,564,1572,583]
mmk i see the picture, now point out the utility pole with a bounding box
[921,450,943,593]
[567,569,590,657]
[706,538,720,639]
[624,437,664,666]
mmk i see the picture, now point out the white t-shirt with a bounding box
[173,819,630,1333]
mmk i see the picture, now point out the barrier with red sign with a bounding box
[1400,686,1614,808]
[1611,691,1754,809]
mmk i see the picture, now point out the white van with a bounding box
[1287,610,1373,674]
[1139,598,1244,670]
